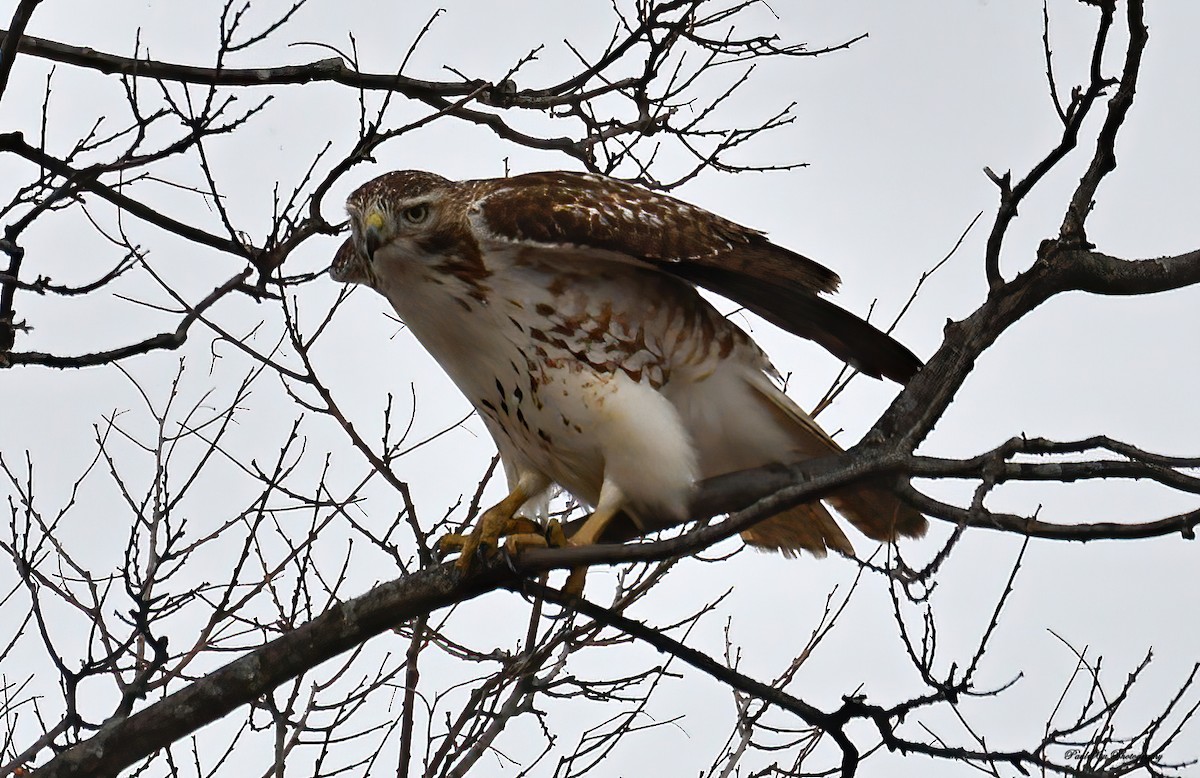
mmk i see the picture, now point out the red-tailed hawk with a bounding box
[331,170,925,592]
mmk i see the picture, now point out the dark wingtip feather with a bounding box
[672,264,923,384]
[713,239,842,297]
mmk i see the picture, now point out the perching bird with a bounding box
[331,170,926,592]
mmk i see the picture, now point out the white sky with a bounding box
[2,1,1198,776]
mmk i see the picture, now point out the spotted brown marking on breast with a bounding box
[546,274,573,297]
[494,378,510,416]
[430,245,491,304]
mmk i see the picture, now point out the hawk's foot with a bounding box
[501,518,569,557]
[501,532,547,556]
[435,533,468,561]
[439,511,542,570]
[506,518,589,596]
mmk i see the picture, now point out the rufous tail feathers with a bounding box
[738,375,927,556]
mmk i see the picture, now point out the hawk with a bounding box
[331,170,926,593]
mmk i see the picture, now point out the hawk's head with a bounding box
[330,170,460,287]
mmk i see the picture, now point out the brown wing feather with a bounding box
[673,264,922,383]
[476,171,921,384]
[476,171,840,292]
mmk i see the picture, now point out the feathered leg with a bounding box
[560,480,627,597]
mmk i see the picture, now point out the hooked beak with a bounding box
[362,210,386,262]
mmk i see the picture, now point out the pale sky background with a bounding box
[2,1,1199,776]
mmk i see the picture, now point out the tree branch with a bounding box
[0,1,42,108]
[5,269,250,368]
[1061,0,1147,243]
[982,0,1118,288]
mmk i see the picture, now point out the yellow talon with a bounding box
[452,508,527,570]
[435,533,468,559]
[439,476,548,570]
[503,532,548,555]
[545,518,568,548]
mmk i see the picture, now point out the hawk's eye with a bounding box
[402,204,430,225]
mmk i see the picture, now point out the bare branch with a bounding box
[0,0,42,108]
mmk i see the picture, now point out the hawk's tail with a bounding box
[738,374,927,557]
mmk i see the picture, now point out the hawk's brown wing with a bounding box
[474,171,921,384]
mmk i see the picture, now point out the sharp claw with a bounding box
[435,533,466,561]
[545,519,568,548]
[441,507,537,572]
[493,518,567,572]
[500,545,521,573]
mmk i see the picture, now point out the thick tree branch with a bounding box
[1061,247,1200,296]
[0,1,41,107]
[24,442,885,778]
[870,243,1200,453]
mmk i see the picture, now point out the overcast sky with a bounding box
[2,1,1199,776]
